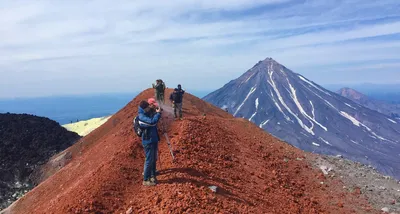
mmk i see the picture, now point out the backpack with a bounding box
[161,82,166,91]
[133,116,144,137]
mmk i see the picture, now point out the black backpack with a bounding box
[133,116,144,137]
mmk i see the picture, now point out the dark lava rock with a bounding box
[0,113,80,210]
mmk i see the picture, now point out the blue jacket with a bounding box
[138,107,161,145]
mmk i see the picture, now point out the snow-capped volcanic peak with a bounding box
[204,57,400,179]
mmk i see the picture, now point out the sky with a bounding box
[1,0,400,98]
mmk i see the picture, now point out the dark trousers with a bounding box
[156,92,164,103]
[142,142,158,181]
[173,102,183,118]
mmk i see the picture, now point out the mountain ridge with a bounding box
[1,89,375,214]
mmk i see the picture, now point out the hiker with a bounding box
[152,79,166,104]
[169,84,185,120]
[147,98,161,170]
[147,98,159,116]
[138,100,162,186]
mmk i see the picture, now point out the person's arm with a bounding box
[138,112,161,128]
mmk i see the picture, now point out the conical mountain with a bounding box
[204,57,400,179]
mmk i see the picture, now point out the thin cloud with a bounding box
[0,0,399,98]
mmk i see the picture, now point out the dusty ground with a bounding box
[313,155,400,213]
[2,89,380,214]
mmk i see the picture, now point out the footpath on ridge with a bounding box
[2,89,377,214]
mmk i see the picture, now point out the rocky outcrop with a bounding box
[0,113,80,210]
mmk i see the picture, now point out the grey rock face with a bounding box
[204,57,400,179]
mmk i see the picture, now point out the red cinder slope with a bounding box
[4,89,376,214]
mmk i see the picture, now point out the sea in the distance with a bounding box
[0,91,211,125]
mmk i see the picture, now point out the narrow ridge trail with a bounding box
[3,89,377,214]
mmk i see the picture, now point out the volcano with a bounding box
[204,58,400,179]
[1,89,375,214]
[337,87,400,119]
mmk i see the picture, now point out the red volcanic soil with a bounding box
[4,89,377,214]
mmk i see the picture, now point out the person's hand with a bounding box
[156,107,161,113]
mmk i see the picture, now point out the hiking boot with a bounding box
[150,176,158,184]
[179,117,183,121]
[143,180,156,186]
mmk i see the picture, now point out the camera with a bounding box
[156,107,163,112]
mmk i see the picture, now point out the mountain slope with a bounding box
[338,87,400,119]
[0,113,80,210]
[2,89,375,214]
[204,58,400,179]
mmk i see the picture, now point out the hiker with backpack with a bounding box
[135,100,162,186]
[152,79,166,104]
[169,84,185,120]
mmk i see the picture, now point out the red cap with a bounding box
[147,98,158,107]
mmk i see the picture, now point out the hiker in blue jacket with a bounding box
[138,100,162,186]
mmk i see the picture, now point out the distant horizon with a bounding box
[1,83,399,124]
[1,82,400,100]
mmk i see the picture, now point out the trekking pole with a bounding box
[161,119,175,161]
[158,148,162,170]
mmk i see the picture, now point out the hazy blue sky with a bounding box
[1,0,400,98]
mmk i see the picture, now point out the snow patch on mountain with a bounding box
[270,90,290,121]
[234,86,256,116]
[249,112,257,122]
[245,72,256,83]
[340,111,361,127]
[287,79,328,132]
[303,85,338,111]
[345,103,357,110]
[319,137,332,146]
[298,75,332,97]
[255,98,259,110]
[268,66,314,135]
[260,119,270,128]
[312,142,320,147]
[310,101,315,118]
[388,118,397,124]
[340,111,389,142]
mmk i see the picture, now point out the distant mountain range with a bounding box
[337,87,400,119]
[325,84,400,104]
[204,57,400,179]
